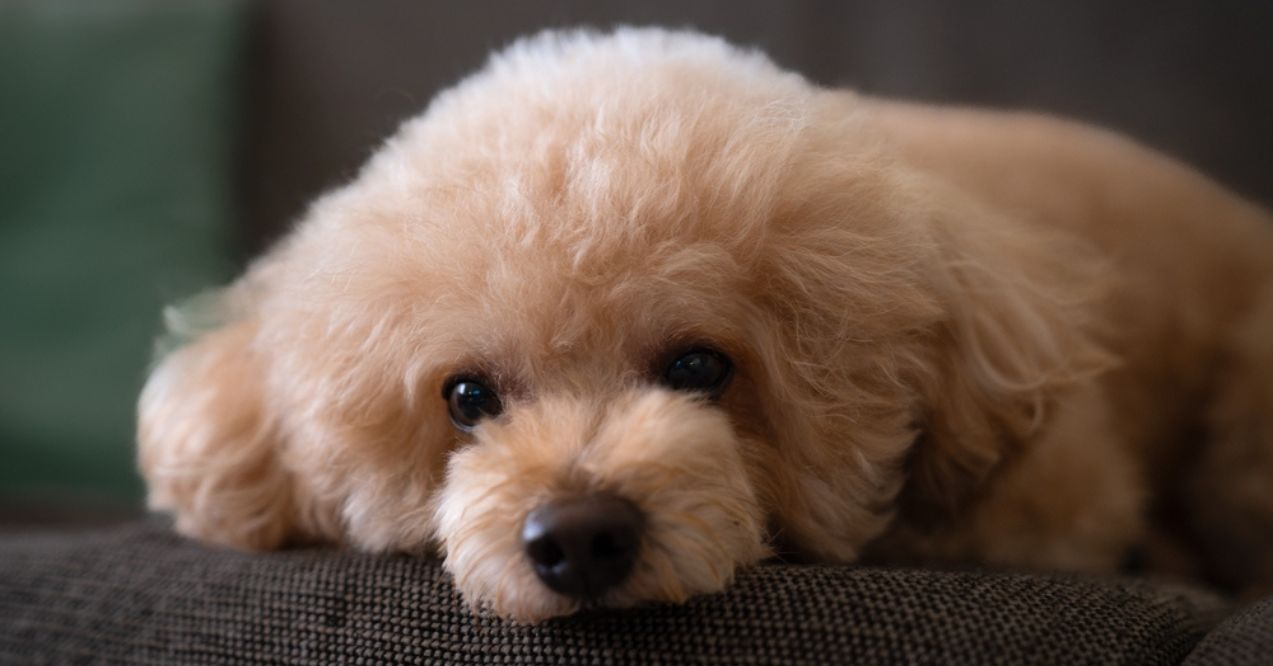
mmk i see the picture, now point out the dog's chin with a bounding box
[431,389,770,622]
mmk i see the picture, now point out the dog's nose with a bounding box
[521,493,643,599]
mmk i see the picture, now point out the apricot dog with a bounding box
[139,28,1273,621]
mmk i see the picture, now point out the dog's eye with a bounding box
[443,377,504,431]
[662,348,733,398]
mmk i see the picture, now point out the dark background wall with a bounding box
[245,1,1273,253]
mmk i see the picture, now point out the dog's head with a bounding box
[139,29,1110,621]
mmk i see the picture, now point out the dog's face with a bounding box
[139,30,1108,621]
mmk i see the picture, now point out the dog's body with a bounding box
[860,100,1273,586]
[139,29,1273,621]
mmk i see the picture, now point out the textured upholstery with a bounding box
[1184,597,1273,666]
[0,522,1237,665]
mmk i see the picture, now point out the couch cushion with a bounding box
[0,521,1229,665]
[1185,596,1273,666]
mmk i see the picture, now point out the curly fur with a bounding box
[138,28,1273,621]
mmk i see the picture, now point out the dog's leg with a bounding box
[874,385,1147,574]
[954,385,1147,573]
[1182,285,1273,595]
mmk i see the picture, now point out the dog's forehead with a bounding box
[276,33,843,383]
[339,31,821,273]
[431,244,749,367]
[284,163,760,376]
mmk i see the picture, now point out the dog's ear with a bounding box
[908,189,1117,515]
[138,308,299,550]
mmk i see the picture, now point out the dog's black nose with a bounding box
[521,493,643,599]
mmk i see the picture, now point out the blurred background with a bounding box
[2,1,1271,525]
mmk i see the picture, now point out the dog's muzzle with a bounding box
[520,492,644,599]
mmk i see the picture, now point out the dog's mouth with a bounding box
[432,390,770,622]
[440,496,769,622]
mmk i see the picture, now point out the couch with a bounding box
[4,521,1271,664]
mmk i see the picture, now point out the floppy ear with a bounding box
[907,189,1117,515]
[137,314,299,550]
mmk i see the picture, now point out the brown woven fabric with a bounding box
[1184,597,1273,666]
[0,521,1229,665]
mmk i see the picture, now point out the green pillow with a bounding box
[0,1,249,504]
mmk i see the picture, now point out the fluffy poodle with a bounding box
[138,28,1273,621]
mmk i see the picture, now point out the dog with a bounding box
[138,28,1273,622]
